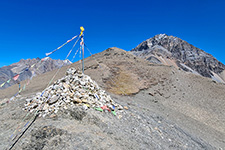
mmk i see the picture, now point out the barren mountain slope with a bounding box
[0,58,71,89]
[0,47,225,149]
[131,34,225,83]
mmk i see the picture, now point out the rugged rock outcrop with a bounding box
[0,58,71,89]
[131,34,225,82]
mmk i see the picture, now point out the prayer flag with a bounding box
[41,57,49,62]
[45,52,52,56]
[84,104,90,108]
[31,64,35,68]
[0,82,5,87]
[94,94,99,100]
[7,79,11,83]
[10,97,14,101]
[95,107,103,112]
[101,105,111,112]
[13,74,19,81]
[26,80,30,85]
[112,111,116,116]
[72,35,77,40]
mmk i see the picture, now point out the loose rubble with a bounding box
[24,68,124,117]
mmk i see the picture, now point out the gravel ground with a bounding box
[0,94,217,150]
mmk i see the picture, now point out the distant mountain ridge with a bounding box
[0,58,71,89]
[131,34,225,83]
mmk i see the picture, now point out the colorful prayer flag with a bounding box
[45,52,52,56]
[26,80,30,85]
[7,79,11,83]
[94,94,99,100]
[101,105,111,112]
[45,35,77,57]
[10,97,14,101]
[112,111,116,116]
[58,46,63,49]
[41,57,49,62]
[0,82,5,87]
[95,107,103,112]
[84,104,90,108]
[31,64,35,68]
[13,74,19,81]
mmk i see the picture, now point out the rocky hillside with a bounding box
[0,47,225,149]
[131,34,225,83]
[0,58,71,89]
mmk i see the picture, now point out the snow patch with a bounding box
[63,59,72,65]
[211,71,225,83]
[157,34,166,40]
[179,63,200,75]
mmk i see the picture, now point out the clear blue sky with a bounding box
[0,0,225,67]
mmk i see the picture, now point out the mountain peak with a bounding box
[131,34,225,82]
[154,33,168,39]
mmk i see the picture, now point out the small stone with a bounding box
[32,104,38,109]
[124,106,128,110]
[53,85,60,90]
[26,98,32,103]
[63,83,70,90]
[69,93,74,98]
[50,114,57,118]
[118,105,123,110]
[82,104,88,110]
[82,99,88,103]
[48,95,59,105]
[36,92,41,96]
[43,104,48,110]
[74,98,82,103]
[149,92,154,96]
[118,115,122,119]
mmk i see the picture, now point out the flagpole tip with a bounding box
[80,26,84,32]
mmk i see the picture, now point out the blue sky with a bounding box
[0,0,225,67]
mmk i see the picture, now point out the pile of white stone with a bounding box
[24,68,124,117]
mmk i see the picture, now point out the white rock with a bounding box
[48,95,59,105]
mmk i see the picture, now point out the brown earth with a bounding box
[0,47,225,149]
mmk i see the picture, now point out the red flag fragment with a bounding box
[13,74,19,81]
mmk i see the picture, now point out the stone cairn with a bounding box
[24,68,124,117]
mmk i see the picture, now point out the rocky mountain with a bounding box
[131,34,225,83]
[0,58,71,89]
[0,47,225,149]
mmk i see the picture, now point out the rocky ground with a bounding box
[0,47,225,149]
[0,92,217,150]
